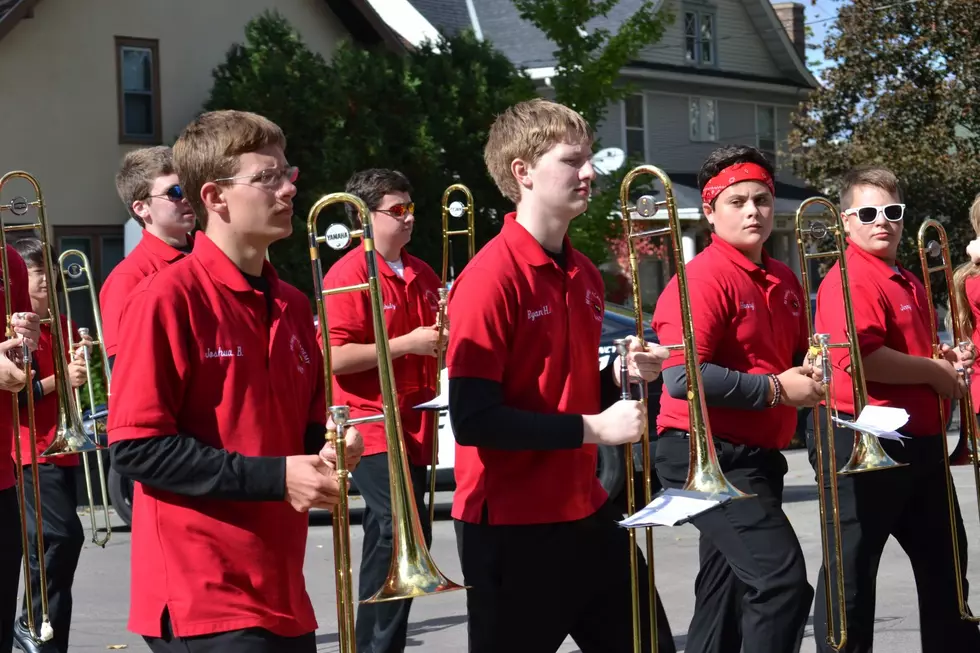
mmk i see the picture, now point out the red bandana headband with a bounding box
[701,162,775,204]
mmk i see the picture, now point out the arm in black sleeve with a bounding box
[109,435,286,501]
[107,354,115,374]
[17,357,43,408]
[304,422,327,456]
[449,377,585,450]
[662,362,771,410]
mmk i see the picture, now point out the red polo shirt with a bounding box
[446,213,607,525]
[816,241,947,436]
[319,248,440,466]
[0,246,32,491]
[100,231,192,359]
[964,275,980,409]
[653,238,807,449]
[107,233,322,638]
[15,315,79,468]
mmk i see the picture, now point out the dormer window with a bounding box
[684,8,716,66]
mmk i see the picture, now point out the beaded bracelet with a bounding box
[768,373,782,408]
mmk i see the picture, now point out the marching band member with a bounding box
[100,145,196,370]
[318,168,443,653]
[107,110,362,653]
[0,249,41,653]
[10,238,91,653]
[953,192,980,431]
[652,145,821,653]
[446,98,675,653]
[810,166,980,652]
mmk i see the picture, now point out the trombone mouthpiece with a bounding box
[78,328,89,337]
[329,405,351,427]
[612,338,629,357]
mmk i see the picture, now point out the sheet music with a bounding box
[618,489,730,528]
[832,405,910,442]
[414,368,449,411]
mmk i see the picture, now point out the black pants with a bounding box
[654,431,813,653]
[454,500,676,653]
[350,453,431,653]
[807,407,980,652]
[1,487,22,653]
[144,609,315,653]
[17,464,84,653]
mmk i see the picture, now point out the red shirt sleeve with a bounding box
[445,267,513,383]
[99,272,144,358]
[8,247,30,314]
[107,283,190,442]
[652,272,732,370]
[320,271,370,347]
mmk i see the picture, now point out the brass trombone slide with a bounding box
[795,196,906,650]
[917,218,980,623]
[617,164,751,653]
[429,183,475,526]
[308,192,466,652]
[58,249,112,547]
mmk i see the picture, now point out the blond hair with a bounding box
[839,165,904,210]
[115,146,174,225]
[952,192,980,341]
[484,99,593,203]
[173,110,286,229]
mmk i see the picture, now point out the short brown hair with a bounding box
[115,146,174,226]
[839,165,904,210]
[484,99,593,203]
[173,110,286,229]
[344,169,413,223]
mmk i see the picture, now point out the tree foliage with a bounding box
[204,10,537,295]
[788,0,980,276]
[513,0,672,266]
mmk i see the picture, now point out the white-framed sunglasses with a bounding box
[843,203,905,224]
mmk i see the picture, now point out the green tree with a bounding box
[512,0,672,265]
[204,10,537,295]
[788,0,980,280]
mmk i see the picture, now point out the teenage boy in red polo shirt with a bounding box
[10,237,91,653]
[810,165,980,652]
[652,145,824,653]
[320,168,443,653]
[107,109,362,653]
[0,251,41,653]
[101,145,196,368]
[446,98,675,653]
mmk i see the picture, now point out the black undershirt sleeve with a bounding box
[662,363,770,410]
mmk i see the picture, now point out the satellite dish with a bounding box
[592,147,626,175]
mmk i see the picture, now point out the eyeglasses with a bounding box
[213,166,299,189]
[844,203,905,224]
[376,202,415,219]
[147,185,185,202]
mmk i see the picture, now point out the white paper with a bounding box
[414,368,450,411]
[832,405,911,443]
[618,489,726,528]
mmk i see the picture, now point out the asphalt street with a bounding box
[26,435,980,652]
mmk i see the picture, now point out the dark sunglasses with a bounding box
[376,202,415,219]
[844,203,905,224]
[147,185,185,202]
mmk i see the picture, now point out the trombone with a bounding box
[308,192,466,653]
[58,249,112,547]
[428,183,475,525]
[794,196,905,649]
[917,218,980,623]
[0,171,95,644]
[617,164,751,653]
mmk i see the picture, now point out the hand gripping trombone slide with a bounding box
[794,196,906,650]
[616,164,752,653]
[308,192,466,653]
[917,218,980,623]
[428,183,475,526]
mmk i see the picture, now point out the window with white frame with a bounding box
[756,105,777,165]
[623,94,646,159]
[689,97,718,142]
[684,9,716,66]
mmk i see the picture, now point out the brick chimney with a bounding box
[772,2,806,61]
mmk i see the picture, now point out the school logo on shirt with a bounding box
[783,289,801,318]
[585,288,603,322]
[205,346,243,359]
[424,289,440,315]
[289,334,310,374]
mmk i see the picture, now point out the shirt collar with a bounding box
[707,235,770,276]
[193,232,280,295]
[142,230,194,263]
[377,248,419,284]
[845,238,905,281]
[501,212,571,269]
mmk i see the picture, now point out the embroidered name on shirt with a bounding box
[205,346,242,359]
[900,304,913,312]
[384,302,397,311]
[528,305,552,321]
[740,302,756,311]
